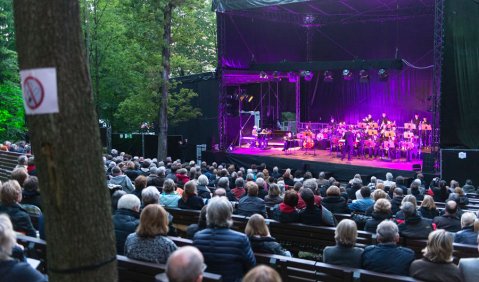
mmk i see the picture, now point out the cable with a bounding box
[401,59,434,70]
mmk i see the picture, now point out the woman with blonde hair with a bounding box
[124,204,177,263]
[395,194,419,221]
[410,229,462,282]
[323,219,363,268]
[243,265,282,282]
[245,214,291,257]
[418,195,439,219]
[178,181,204,210]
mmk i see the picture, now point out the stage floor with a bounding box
[230,146,422,171]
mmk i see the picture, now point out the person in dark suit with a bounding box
[342,126,355,161]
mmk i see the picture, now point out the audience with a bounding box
[141,186,161,207]
[0,180,36,237]
[109,166,134,193]
[364,199,392,233]
[132,175,147,200]
[454,212,478,245]
[124,204,177,263]
[323,219,363,268]
[458,234,479,282]
[237,182,267,217]
[398,201,434,239]
[410,229,462,282]
[243,265,282,282]
[271,190,299,223]
[395,195,418,221]
[21,176,42,210]
[418,195,439,219]
[432,180,450,202]
[245,214,291,257]
[0,214,46,281]
[186,206,207,239]
[178,181,205,210]
[160,179,181,208]
[433,200,462,232]
[165,246,205,282]
[231,177,245,200]
[361,220,415,276]
[264,183,283,207]
[193,196,255,281]
[348,187,374,212]
[321,186,349,213]
[462,179,476,194]
[113,194,140,255]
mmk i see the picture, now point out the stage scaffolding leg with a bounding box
[295,78,301,131]
[217,12,227,150]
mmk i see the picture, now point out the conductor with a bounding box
[341,125,355,161]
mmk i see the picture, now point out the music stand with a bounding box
[404,123,416,130]
[385,131,396,138]
[368,129,378,136]
[403,132,414,139]
[421,124,432,130]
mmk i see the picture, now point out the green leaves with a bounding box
[0,84,25,141]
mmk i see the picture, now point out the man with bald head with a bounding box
[166,246,205,282]
[433,200,462,232]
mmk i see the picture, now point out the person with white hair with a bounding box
[113,194,141,255]
[271,166,281,180]
[454,212,478,245]
[0,214,46,281]
[165,246,205,282]
[407,179,425,201]
[193,197,255,281]
[142,186,161,206]
[383,172,395,188]
[361,220,415,276]
[160,179,180,208]
[196,175,211,199]
[255,178,267,199]
[0,180,37,237]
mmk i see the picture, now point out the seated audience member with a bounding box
[398,202,434,239]
[193,196,256,281]
[282,169,295,187]
[321,186,349,214]
[410,229,462,282]
[348,187,374,212]
[0,180,36,237]
[454,212,478,245]
[132,175,147,200]
[432,180,450,202]
[418,195,439,219]
[390,188,404,214]
[299,188,330,226]
[462,179,476,194]
[394,176,408,195]
[216,177,237,202]
[14,155,28,171]
[458,234,479,282]
[264,184,283,207]
[178,181,205,210]
[109,166,134,193]
[361,220,415,276]
[142,186,161,207]
[196,175,211,200]
[364,199,393,233]
[243,265,282,282]
[113,194,140,255]
[186,206,207,239]
[448,187,469,208]
[271,190,300,223]
[323,219,363,268]
[165,246,205,282]
[237,182,267,217]
[364,189,388,216]
[383,172,396,189]
[245,214,291,257]
[0,214,47,281]
[111,190,127,213]
[124,161,140,181]
[346,178,362,200]
[124,204,177,263]
[407,179,425,201]
[10,168,28,188]
[433,200,462,232]
[255,178,268,199]
[146,167,164,192]
[176,168,190,187]
[21,176,42,210]
[231,177,246,200]
[160,179,181,208]
[395,195,419,221]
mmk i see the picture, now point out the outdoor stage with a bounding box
[203,146,424,182]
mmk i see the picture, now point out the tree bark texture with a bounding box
[13,1,117,281]
[158,2,173,161]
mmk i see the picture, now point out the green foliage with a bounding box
[0,84,25,141]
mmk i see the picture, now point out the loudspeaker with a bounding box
[422,152,435,172]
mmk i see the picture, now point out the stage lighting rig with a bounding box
[259,71,268,79]
[378,69,389,81]
[288,72,298,83]
[323,70,333,82]
[301,71,313,81]
[342,69,353,81]
[359,70,369,83]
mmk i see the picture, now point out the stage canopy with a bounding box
[213,0,436,147]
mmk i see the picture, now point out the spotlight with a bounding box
[248,95,254,103]
[288,72,298,83]
[259,71,268,79]
[359,70,369,83]
[303,14,315,25]
[378,69,389,81]
[301,71,314,81]
[323,70,333,82]
[342,69,353,81]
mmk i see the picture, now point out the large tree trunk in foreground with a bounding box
[13,1,117,281]
[157,2,173,161]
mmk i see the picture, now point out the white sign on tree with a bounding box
[20,67,59,115]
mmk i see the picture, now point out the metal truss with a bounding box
[217,13,227,150]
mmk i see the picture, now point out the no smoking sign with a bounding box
[20,68,58,115]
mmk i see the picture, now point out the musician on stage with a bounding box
[420,117,430,147]
[363,114,373,123]
[411,114,421,135]
[282,132,293,152]
[330,117,337,129]
[341,125,355,161]
[251,126,259,148]
[380,113,389,126]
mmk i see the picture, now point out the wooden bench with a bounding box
[16,234,48,273]
[0,151,21,182]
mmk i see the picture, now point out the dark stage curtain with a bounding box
[441,0,479,149]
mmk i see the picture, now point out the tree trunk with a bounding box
[13,1,117,281]
[157,2,173,161]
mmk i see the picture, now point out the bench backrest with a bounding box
[0,151,21,182]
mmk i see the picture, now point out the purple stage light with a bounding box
[301,70,313,81]
[288,72,298,83]
[342,69,353,81]
[359,70,369,83]
[378,69,389,81]
[323,70,333,82]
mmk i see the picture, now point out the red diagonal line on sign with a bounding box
[25,79,39,107]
